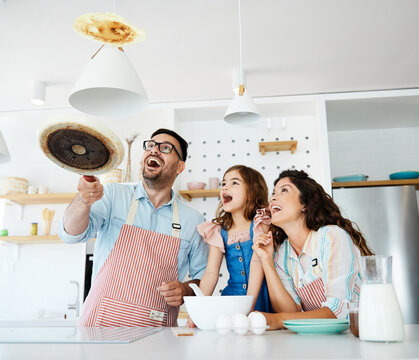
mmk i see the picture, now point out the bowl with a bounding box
[183,295,253,330]
[187,181,206,190]
[389,171,419,180]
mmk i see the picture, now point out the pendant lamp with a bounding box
[69,45,148,118]
[0,131,11,163]
[224,0,260,125]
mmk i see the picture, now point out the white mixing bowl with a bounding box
[183,295,253,330]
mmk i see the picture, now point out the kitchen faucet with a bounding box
[67,280,80,318]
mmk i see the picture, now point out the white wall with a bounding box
[328,127,419,180]
[0,108,169,319]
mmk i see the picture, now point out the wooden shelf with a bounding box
[259,141,298,155]
[0,235,61,244]
[179,189,220,202]
[0,193,76,205]
[332,179,419,190]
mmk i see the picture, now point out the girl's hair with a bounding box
[213,165,269,230]
[270,170,373,256]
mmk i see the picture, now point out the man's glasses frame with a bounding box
[143,140,183,161]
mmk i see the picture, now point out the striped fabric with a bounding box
[79,224,181,327]
[274,225,361,319]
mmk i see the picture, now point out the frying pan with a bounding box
[38,115,125,181]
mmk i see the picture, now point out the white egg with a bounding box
[248,312,267,335]
[216,314,233,335]
[232,313,250,335]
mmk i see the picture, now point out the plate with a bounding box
[283,319,349,326]
[333,174,368,182]
[283,319,349,335]
[389,171,419,180]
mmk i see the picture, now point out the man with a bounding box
[60,128,208,327]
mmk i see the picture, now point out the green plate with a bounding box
[283,319,349,334]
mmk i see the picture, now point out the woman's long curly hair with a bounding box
[270,170,373,256]
[212,165,269,230]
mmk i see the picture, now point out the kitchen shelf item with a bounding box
[258,141,297,155]
[179,189,220,202]
[389,171,419,180]
[0,193,75,205]
[0,176,28,194]
[333,174,369,182]
[332,179,419,190]
[187,181,206,190]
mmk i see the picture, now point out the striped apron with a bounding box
[78,196,181,327]
[295,277,327,311]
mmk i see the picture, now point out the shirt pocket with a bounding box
[301,268,322,287]
[106,216,125,250]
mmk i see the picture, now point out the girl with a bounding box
[196,165,272,312]
[252,170,373,330]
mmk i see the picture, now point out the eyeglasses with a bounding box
[143,140,183,160]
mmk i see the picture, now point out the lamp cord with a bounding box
[238,0,243,85]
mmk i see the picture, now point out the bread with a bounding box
[73,12,145,46]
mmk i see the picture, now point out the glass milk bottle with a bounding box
[359,255,404,342]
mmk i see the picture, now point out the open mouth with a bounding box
[271,205,282,213]
[146,157,162,168]
[222,194,233,204]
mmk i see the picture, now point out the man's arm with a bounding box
[63,176,103,235]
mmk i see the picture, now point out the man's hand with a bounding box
[157,280,188,307]
[77,176,103,206]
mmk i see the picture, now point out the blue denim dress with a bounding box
[220,221,272,312]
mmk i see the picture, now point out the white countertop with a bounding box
[0,325,418,360]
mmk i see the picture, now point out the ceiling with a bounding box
[1,0,419,115]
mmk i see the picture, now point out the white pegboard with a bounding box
[175,114,325,295]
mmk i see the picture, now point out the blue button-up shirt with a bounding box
[60,182,208,283]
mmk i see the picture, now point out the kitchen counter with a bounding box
[0,324,418,360]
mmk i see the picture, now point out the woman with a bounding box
[252,170,373,330]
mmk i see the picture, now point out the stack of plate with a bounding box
[283,318,349,335]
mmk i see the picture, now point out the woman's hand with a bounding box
[186,316,196,328]
[252,231,274,261]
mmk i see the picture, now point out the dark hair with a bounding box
[151,128,188,161]
[212,165,269,230]
[270,170,373,256]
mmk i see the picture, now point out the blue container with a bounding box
[333,174,368,182]
[389,171,419,180]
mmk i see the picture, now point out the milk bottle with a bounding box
[359,255,404,342]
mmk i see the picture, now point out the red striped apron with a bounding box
[295,277,327,311]
[78,196,181,327]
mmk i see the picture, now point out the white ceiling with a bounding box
[1,0,419,116]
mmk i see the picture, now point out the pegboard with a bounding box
[175,114,324,295]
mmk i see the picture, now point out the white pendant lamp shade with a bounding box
[224,91,260,125]
[0,131,11,163]
[69,46,148,117]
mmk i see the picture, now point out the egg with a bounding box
[232,313,250,335]
[248,312,267,335]
[216,314,233,335]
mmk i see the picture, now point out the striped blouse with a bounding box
[274,225,361,319]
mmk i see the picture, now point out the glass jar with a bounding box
[30,222,38,236]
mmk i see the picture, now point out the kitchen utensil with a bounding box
[389,171,419,180]
[38,115,125,177]
[42,209,55,235]
[209,177,219,189]
[359,255,404,342]
[189,283,204,296]
[183,295,253,331]
[333,174,368,182]
[187,181,206,190]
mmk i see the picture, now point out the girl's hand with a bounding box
[252,231,274,261]
[186,316,196,328]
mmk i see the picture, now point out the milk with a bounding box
[359,283,405,342]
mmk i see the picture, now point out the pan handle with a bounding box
[83,175,96,182]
